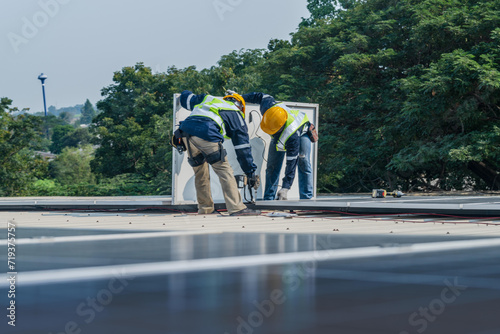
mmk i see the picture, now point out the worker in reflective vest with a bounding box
[242,92,314,200]
[178,90,260,216]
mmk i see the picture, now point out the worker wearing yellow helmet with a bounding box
[177,90,260,216]
[241,92,316,200]
[223,92,246,116]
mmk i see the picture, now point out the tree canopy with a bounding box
[80,99,97,125]
[269,0,500,192]
[0,98,46,196]
[2,0,500,196]
[91,63,174,195]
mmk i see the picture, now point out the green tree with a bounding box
[47,104,84,117]
[86,0,499,194]
[49,145,95,186]
[0,98,47,196]
[80,99,96,124]
[263,0,500,192]
[50,126,92,154]
[300,0,343,27]
[92,63,173,192]
[49,124,74,153]
[215,48,266,94]
[59,111,74,124]
[40,114,69,140]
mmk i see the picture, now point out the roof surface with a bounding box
[2,197,500,333]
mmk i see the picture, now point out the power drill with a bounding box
[372,189,405,198]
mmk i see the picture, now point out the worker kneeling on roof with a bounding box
[242,92,317,201]
[178,90,260,216]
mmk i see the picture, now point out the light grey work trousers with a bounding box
[183,136,247,215]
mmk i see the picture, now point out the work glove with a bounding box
[246,173,260,190]
[226,89,238,96]
[277,188,289,200]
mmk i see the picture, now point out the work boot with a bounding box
[198,210,219,215]
[198,208,215,214]
[230,208,261,216]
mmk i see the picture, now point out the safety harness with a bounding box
[184,132,227,167]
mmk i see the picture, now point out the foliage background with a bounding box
[1,0,499,196]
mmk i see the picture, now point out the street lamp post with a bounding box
[38,73,48,117]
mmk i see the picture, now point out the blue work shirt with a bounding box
[179,91,257,176]
[242,92,307,189]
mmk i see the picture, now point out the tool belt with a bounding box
[184,133,227,167]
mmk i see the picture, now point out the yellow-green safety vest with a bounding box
[275,103,309,152]
[189,95,244,139]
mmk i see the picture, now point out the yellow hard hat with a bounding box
[260,105,288,135]
[223,93,246,116]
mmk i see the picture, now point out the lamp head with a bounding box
[38,73,48,84]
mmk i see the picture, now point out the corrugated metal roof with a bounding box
[4,207,500,237]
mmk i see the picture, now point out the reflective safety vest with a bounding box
[189,95,244,138]
[275,103,309,151]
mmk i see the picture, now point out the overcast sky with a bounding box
[1,0,310,112]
